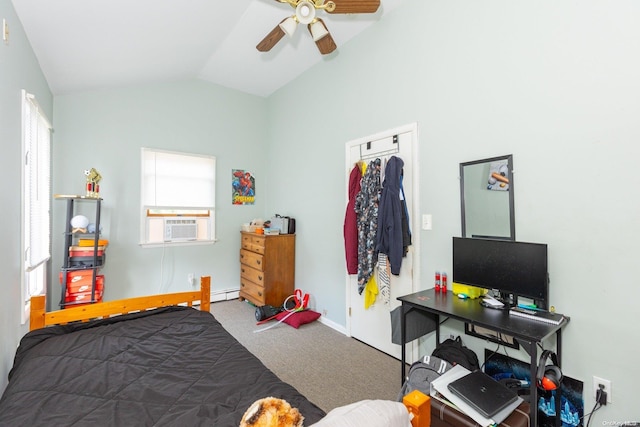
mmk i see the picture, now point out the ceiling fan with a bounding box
[257,0,380,55]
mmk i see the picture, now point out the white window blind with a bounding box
[22,90,51,323]
[142,148,215,208]
[23,90,51,271]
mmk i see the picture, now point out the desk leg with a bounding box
[527,341,538,427]
[401,303,406,385]
[555,330,563,427]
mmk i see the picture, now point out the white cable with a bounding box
[283,294,297,312]
[253,310,298,333]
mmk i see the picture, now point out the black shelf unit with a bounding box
[55,195,104,309]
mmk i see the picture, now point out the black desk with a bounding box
[398,289,569,427]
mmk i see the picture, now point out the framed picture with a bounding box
[232,169,255,205]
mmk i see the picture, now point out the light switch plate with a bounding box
[422,214,432,230]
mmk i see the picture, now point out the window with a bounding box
[21,90,51,323]
[140,148,216,246]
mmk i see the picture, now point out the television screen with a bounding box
[452,237,549,307]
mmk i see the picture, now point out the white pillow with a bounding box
[309,399,412,427]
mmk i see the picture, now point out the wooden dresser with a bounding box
[239,231,295,307]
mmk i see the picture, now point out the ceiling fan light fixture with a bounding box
[309,19,329,41]
[258,0,380,55]
[295,1,316,25]
[279,16,298,37]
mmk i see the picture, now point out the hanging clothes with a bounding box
[376,156,405,276]
[355,158,382,294]
[363,274,379,309]
[377,253,391,305]
[343,163,362,275]
[400,174,412,256]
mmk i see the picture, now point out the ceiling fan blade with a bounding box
[256,21,287,52]
[326,0,380,14]
[308,19,337,55]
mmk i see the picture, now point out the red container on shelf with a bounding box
[60,270,104,294]
[69,246,106,257]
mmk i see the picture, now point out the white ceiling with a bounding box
[12,0,406,97]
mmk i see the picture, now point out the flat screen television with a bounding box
[452,237,549,308]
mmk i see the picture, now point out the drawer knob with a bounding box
[258,276,263,281]
[256,260,261,265]
[258,292,263,297]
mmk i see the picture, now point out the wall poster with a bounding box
[232,169,255,205]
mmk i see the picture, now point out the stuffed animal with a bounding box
[239,397,304,427]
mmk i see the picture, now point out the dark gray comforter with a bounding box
[0,307,325,426]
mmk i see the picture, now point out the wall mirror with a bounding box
[460,154,515,240]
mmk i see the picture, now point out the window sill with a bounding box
[140,239,217,248]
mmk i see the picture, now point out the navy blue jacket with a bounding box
[376,156,405,275]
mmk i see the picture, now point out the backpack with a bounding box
[431,336,480,372]
[397,355,452,401]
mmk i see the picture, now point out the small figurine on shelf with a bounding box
[84,168,102,198]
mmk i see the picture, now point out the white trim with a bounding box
[318,315,348,336]
[24,91,52,129]
[140,240,216,249]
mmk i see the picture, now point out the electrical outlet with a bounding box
[187,273,195,286]
[323,309,328,316]
[593,376,612,404]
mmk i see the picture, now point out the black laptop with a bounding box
[447,371,518,418]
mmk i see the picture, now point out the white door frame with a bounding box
[344,122,420,361]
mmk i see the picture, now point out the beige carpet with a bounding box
[210,299,403,413]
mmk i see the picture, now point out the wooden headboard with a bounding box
[30,276,211,331]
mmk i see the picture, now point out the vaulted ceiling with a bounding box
[12,0,406,97]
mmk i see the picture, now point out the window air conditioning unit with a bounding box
[164,218,198,241]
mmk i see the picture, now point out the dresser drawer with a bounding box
[240,249,265,270]
[250,235,265,246]
[242,233,265,247]
[240,264,265,286]
[240,279,265,305]
[241,241,265,254]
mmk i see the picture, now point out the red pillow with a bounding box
[275,309,321,329]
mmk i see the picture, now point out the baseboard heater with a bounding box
[211,288,240,302]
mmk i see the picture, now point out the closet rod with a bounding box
[360,147,399,161]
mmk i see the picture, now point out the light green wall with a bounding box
[0,0,53,391]
[52,80,269,303]
[266,0,640,420]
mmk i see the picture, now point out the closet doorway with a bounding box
[344,122,420,359]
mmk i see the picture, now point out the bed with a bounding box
[0,276,326,426]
